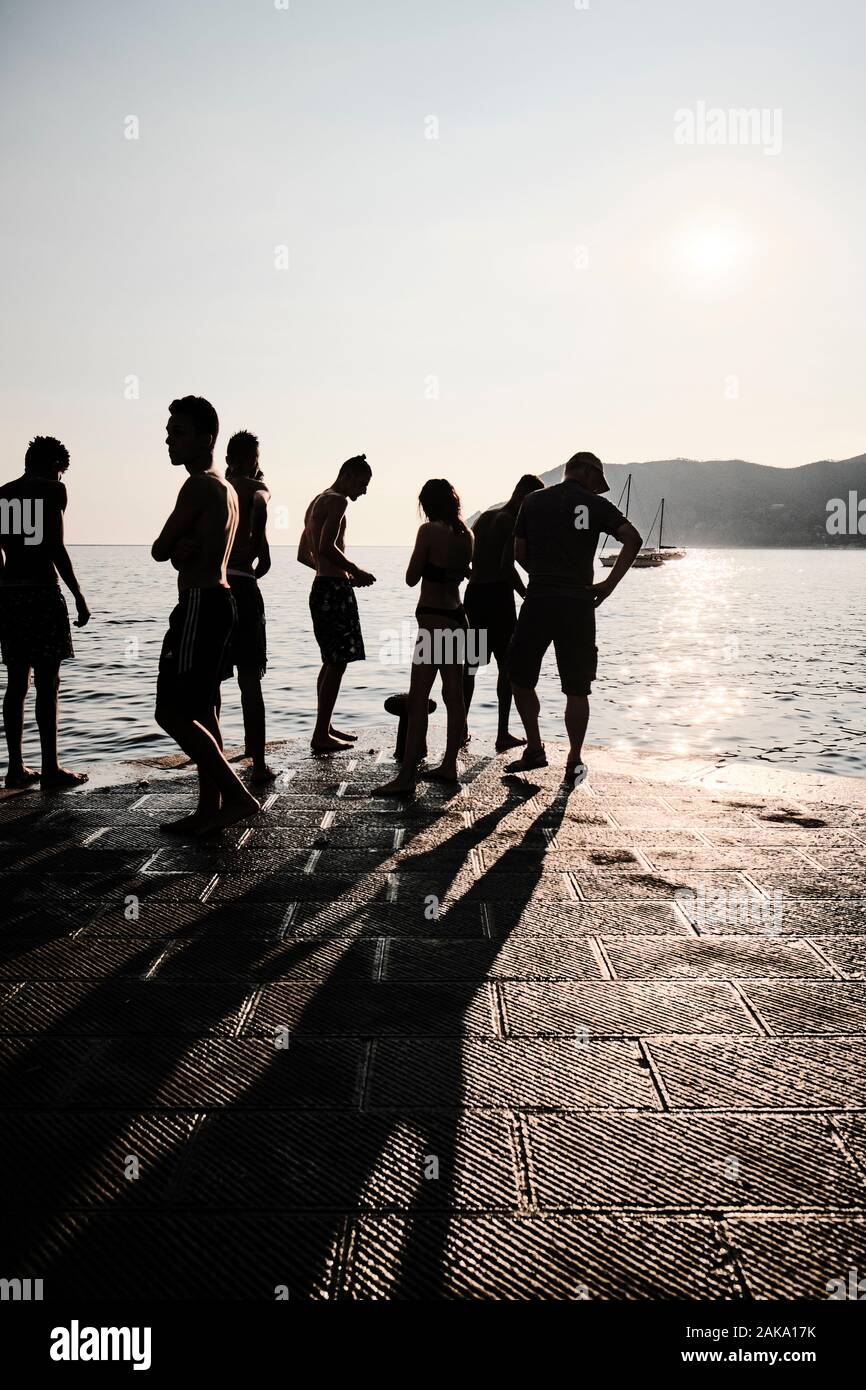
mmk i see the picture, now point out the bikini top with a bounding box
[421,558,469,584]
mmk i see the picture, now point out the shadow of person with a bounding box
[1,759,574,1300]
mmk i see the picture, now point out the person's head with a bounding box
[510,473,545,508]
[225,430,260,479]
[24,435,70,481]
[166,396,219,469]
[419,478,464,530]
[563,450,610,495]
[336,453,372,500]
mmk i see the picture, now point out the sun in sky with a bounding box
[672,223,753,288]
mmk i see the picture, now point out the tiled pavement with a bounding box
[1,736,865,1300]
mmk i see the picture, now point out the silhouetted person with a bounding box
[374,479,473,797]
[152,396,261,835]
[506,451,642,779]
[463,473,545,751]
[0,435,90,789]
[298,454,375,752]
[224,430,275,785]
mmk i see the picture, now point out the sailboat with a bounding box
[600,486,685,567]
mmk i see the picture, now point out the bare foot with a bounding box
[495,733,526,752]
[330,726,357,742]
[251,763,278,785]
[195,792,261,835]
[5,766,40,789]
[565,760,588,785]
[40,768,89,789]
[422,763,460,785]
[311,734,353,754]
[372,776,416,799]
[160,814,208,837]
[505,746,547,773]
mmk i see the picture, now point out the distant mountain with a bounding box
[470,454,866,547]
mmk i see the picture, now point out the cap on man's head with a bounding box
[564,451,610,493]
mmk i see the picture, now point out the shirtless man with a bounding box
[152,396,261,835]
[224,430,275,785]
[298,454,375,752]
[0,435,90,789]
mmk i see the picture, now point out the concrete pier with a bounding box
[1,734,865,1299]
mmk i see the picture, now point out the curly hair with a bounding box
[24,436,70,474]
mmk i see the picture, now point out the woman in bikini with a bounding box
[373,479,473,798]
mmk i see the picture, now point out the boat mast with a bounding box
[659,497,664,549]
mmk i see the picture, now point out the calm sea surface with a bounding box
[19,547,866,778]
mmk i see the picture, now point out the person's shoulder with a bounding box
[39,477,67,507]
[519,489,545,515]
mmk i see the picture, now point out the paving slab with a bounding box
[527,1112,866,1210]
[1,734,865,1301]
[341,1214,739,1299]
[502,981,757,1036]
[647,1038,866,1110]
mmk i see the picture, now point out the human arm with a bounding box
[297,528,316,569]
[48,502,90,626]
[251,494,271,579]
[319,495,375,585]
[152,477,202,563]
[405,525,429,587]
[588,519,643,607]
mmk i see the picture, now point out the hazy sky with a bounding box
[1,0,864,543]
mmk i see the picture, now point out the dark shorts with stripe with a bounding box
[507,589,598,697]
[309,577,365,666]
[0,584,74,667]
[225,575,267,679]
[156,587,236,721]
[464,581,516,670]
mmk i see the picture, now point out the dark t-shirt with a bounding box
[0,475,66,585]
[514,479,626,595]
[469,506,515,584]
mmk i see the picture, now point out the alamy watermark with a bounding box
[674,102,783,156]
[0,497,43,545]
[826,492,866,536]
[675,884,784,934]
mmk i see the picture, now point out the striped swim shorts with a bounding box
[156,586,236,720]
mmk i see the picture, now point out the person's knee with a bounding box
[5,664,31,697]
[154,700,177,734]
[33,665,60,694]
[237,667,261,695]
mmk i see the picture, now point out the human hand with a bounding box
[588,578,615,608]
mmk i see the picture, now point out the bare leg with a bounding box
[511,682,543,755]
[3,660,38,787]
[425,664,465,782]
[34,661,87,786]
[238,667,276,782]
[156,700,259,834]
[313,662,351,751]
[462,663,476,740]
[494,663,524,751]
[564,694,590,770]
